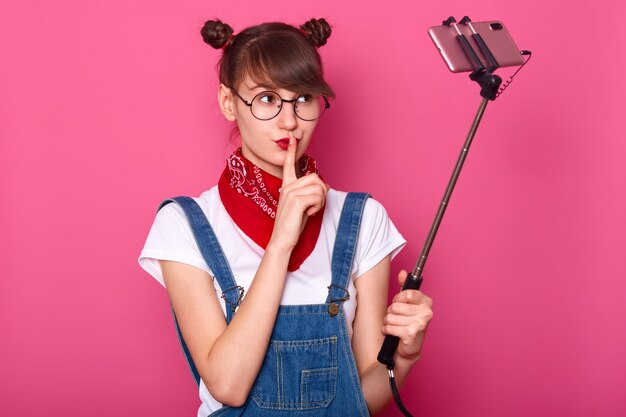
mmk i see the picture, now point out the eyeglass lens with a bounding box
[251,92,326,121]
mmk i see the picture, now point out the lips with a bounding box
[276,137,300,150]
[276,137,300,144]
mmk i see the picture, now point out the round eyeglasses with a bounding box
[231,89,330,121]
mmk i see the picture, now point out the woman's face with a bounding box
[218,75,320,179]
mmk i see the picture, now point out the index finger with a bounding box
[281,136,298,186]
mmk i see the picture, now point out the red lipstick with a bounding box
[276,137,300,150]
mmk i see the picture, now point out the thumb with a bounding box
[397,269,409,288]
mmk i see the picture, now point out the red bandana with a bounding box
[218,147,326,272]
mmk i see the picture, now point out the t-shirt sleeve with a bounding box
[138,202,213,287]
[353,197,407,278]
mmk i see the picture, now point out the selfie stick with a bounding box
[377,16,510,417]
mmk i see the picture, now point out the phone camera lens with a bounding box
[490,23,503,30]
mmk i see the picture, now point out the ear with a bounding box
[218,83,237,121]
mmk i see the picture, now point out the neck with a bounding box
[239,148,302,179]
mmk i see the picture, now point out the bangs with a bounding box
[235,33,335,98]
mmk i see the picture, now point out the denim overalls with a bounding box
[158,192,372,416]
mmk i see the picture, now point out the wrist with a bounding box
[266,238,295,255]
[393,352,421,371]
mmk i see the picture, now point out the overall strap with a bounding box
[326,192,371,304]
[157,196,240,387]
[159,197,242,321]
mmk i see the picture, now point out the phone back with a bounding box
[470,21,524,67]
[428,24,484,72]
[428,21,523,73]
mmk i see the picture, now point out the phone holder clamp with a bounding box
[470,71,502,101]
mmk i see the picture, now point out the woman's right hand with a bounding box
[269,136,329,251]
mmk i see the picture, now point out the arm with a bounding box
[161,137,329,406]
[161,240,291,406]
[352,256,433,415]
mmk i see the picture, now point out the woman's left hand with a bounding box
[382,270,434,361]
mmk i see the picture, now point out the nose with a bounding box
[277,101,298,130]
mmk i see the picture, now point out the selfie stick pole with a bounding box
[377,16,503,417]
[377,95,492,365]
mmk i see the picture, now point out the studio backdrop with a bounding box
[1,1,625,416]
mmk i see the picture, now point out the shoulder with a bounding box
[139,186,221,287]
[156,185,221,225]
[326,188,406,278]
[326,189,390,223]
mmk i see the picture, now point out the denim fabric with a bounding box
[159,192,372,416]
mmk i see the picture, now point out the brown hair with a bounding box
[200,18,335,98]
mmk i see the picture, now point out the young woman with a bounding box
[139,18,433,417]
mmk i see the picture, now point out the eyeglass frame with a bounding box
[229,88,330,121]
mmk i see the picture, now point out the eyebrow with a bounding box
[247,83,278,91]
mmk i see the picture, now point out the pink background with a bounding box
[1,0,625,416]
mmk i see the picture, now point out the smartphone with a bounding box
[428,20,524,73]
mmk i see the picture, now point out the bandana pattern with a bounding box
[226,152,279,219]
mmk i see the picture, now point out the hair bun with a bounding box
[300,18,332,47]
[201,19,234,49]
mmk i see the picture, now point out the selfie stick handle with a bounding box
[377,96,490,368]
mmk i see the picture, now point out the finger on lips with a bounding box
[281,136,298,186]
[278,137,328,218]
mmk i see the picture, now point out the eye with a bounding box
[297,94,313,104]
[258,94,277,104]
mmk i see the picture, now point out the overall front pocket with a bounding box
[252,336,338,410]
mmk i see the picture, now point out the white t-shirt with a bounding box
[138,186,406,416]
